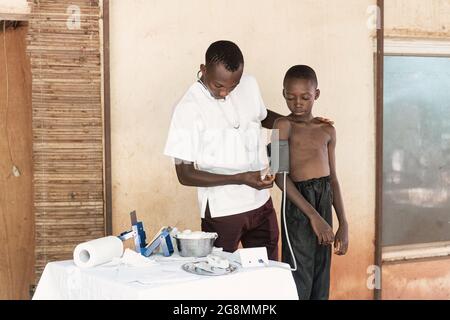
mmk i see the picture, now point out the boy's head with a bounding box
[199,40,244,99]
[283,65,320,117]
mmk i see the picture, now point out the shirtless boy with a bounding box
[274,65,349,300]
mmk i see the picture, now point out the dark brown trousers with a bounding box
[201,198,279,261]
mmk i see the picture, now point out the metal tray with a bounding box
[181,261,238,276]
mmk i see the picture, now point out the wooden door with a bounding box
[0,23,34,300]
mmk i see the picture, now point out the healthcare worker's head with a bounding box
[198,40,244,99]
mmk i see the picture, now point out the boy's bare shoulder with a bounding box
[312,118,336,138]
[274,116,292,130]
[317,120,336,141]
[273,117,292,139]
[313,117,335,128]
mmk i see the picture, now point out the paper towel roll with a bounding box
[73,236,124,268]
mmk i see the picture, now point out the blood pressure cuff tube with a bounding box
[267,140,290,173]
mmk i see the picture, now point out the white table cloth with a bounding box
[33,252,298,300]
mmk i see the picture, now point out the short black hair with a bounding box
[283,65,318,88]
[205,40,244,72]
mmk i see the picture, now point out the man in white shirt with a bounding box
[164,40,282,259]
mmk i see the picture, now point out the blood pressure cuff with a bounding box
[266,140,290,173]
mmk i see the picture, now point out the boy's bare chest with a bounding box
[289,124,330,151]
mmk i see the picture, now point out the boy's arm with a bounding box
[275,174,334,245]
[328,126,349,255]
[273,118,334,245]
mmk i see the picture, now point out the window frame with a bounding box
[381,37,450,262]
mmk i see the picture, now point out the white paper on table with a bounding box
[101,248,158,267]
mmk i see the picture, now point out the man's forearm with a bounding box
[176,163,242,187]
[262,109,283,129]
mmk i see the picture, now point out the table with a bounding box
[32,252,299,300]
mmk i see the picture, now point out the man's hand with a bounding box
[237,171,275,190]
[309,214,334,245]
[314,116,334,125]
[334,223,349,255]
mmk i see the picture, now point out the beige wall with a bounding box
[382,0,450,299]
[385,0,450,38]
[110,0,376,299]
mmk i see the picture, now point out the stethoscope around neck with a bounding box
[196,70,240,130]
[197,70,220,99]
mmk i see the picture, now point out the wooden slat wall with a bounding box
[26,0,105,279]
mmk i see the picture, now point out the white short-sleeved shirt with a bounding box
[164,74,270,218]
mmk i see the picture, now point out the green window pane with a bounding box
[383,56,450,246]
